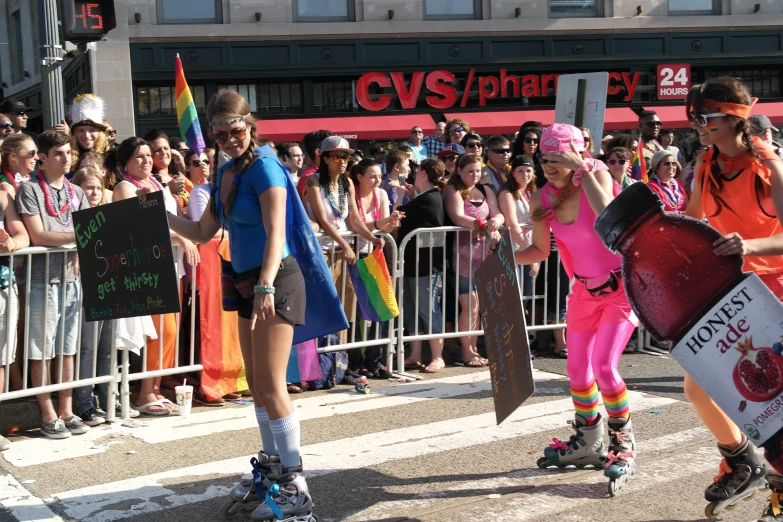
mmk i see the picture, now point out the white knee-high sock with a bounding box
[269,412,301,469]
[255,407,278,456]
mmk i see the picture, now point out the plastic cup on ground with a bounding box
[175,385,193,417]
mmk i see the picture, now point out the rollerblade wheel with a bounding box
[704,503,719,520]
[608,480,618,498]
[536,457,550,468]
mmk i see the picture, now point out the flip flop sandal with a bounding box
[135,400,170,416]
[287,384,304,394]
[554,347,568,358]
[193,395,226,406]
[404,361,423,370]
[158,398,179,413]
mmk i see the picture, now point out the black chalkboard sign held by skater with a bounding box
[475,233,536,425]
[73,191,181,322]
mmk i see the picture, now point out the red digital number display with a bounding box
[73,1,104,32]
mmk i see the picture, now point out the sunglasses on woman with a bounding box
[212,126,247,144]
[660,161,677,167]
[687,112,726,127]
[466,141,482,149]
[448,127,464,135]
[329,154,351,163]
[523,137,539,144]
[608,159,628,165]
[20,150,38,159]
[190,159,209,167]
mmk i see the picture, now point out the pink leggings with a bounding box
[566,281,638,421]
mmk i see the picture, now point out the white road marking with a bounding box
[0,474,64,522]
[3,369,565,468]
[51,391,674,522]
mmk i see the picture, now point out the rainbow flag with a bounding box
[197,238,247,400]
[347,249,399,323]
[630,139,648,183]
[175,54,205,155]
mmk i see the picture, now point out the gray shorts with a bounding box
[27,282,81,360]
[0,285,18,366]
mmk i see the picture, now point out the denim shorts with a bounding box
[27,282,81,360]
[236,256,306,324]
[457,274,478,296]
[403,273,444,335]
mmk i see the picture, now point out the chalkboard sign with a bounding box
[73,191,181,322]
[475,233,535,425]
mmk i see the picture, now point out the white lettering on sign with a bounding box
[657,64,690,100]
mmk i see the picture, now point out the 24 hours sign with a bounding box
[657,64,690,100]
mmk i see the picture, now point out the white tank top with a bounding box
[514,193,533,252]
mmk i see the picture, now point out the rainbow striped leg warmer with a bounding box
[571,381,600,424]
[602,383,630,419]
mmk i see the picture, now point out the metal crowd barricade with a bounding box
[315,231,400,376]
[0,245,201,423]
[395,227,569,380]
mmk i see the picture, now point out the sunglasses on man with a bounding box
[448,126,464,135]
[0,122,13,128]
[491,148,511,154]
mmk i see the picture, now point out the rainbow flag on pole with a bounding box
[630,139,648,183]
[347,249,399,323]
[175,54,205,155]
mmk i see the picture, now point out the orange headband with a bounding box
[701,97,758,119]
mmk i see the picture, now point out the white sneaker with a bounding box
[41,418,71,439]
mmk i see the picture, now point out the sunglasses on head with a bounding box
[491,148,511,154]
[687,112,726,127]
[523,137,539,144]
[466,141,482,148]
[608,159,628,165]
[448,127,464,135]
[212,125,248,144]
[190,159,209,167]
[329,154,350,163]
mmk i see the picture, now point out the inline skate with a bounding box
[704,436,767,519]
[537,413,607,469]
[222,452,280,519]
[752,473,783,521]
[605,415,636,497]
[251,463,317,522]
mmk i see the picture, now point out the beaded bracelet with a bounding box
[254,285,276,294]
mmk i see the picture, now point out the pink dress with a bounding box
[455,197,489,277]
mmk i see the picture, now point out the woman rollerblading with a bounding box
[252,463,316,521]
[516,124,639,493]
[537,413,607,469]
[605,415,636,496]
[756,473,783,521]
[166,89,346,522]
[222,452,280,518]
[704,436,767,519]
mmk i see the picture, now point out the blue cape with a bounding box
[219,146,349,343]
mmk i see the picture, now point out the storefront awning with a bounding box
[647,102,783,129]
[258,114,436,142]
[444,107,639,136]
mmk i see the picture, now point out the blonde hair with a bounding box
[206,89,258,219]
[70,128,110,166]
[72,166,108,206]
[0,134,35,172]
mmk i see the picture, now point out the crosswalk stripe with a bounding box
[3,369,564,468]
[0,474,64,522]
[51,391,675,522]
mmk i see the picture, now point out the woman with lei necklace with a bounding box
[113,137,200,416]
[306,137,383,358]
[683,76,783,522]
[0,134,37,198]
[165,89,344,521]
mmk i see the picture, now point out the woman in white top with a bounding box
[113,137,200,416]
[498,155,539,302]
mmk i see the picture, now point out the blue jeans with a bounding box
[403,273,444,335]
[27,282,80,360]
[74,319,114,414]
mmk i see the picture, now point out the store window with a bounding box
[549,0,602,17]
[312,81,354,113]
[295,0,354,22]
[424,0,480,20]
[218,83,303,114]
[703,69,781,97]
[157,0,222,24]
[137,85,207,116]
[668,0,719,15]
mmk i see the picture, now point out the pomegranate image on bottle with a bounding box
[733,338,783,402]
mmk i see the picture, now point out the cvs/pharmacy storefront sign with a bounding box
[356,68,641,111]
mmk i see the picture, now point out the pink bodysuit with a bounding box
[541,185,639,422]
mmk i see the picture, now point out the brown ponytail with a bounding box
[420,158,447,190]
[532,174,574,222]
[206,89,258,220]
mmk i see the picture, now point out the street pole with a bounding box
[37,0,65,129]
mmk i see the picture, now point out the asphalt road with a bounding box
[0,351,773,522]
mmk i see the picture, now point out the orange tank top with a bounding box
[697,141,783,275]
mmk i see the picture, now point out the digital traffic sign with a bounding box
[62,1,116,42]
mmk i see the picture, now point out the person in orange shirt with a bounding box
[684,75,783,521]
